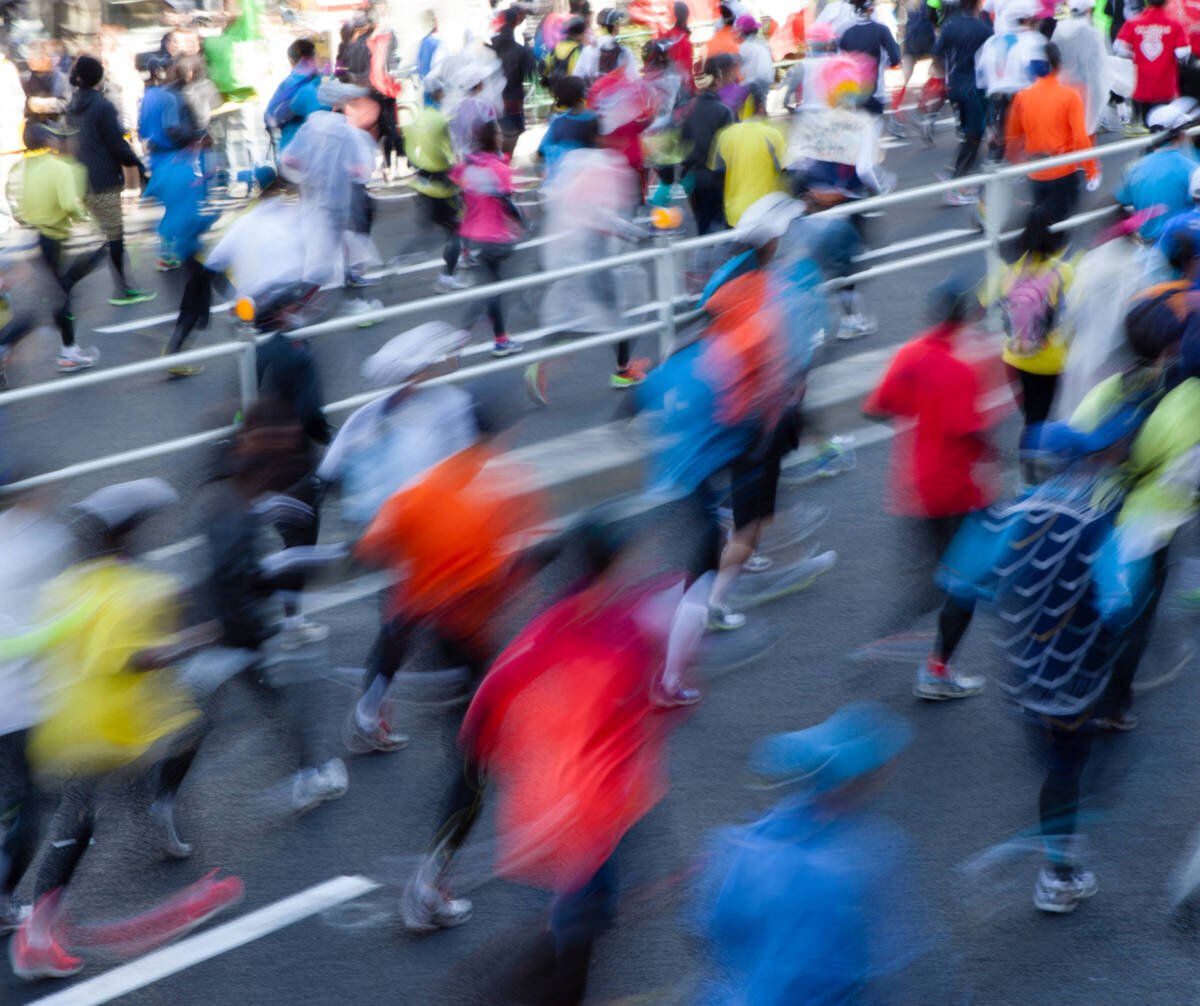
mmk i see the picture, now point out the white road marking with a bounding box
[27,874,381,1006]
[95,304,234,335]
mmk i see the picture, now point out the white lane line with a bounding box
[95,303,234,335]
[144,535,205,563]
[27,874,381,1006]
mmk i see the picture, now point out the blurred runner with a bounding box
[864,276,1010,699]
[934,0,993,203]
[489,6,538,157]
[680,55,736,235]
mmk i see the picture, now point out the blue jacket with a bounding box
[265,71,327,151]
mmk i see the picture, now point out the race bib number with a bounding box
[787,107,881,167]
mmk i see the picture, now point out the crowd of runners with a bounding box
[1,0,1200,999]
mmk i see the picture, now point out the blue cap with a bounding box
[750,702,912,792]
[1020,406,1148,465]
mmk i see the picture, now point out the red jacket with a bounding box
[864,323,1003,518]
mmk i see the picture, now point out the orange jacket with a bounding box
[1005,73,1099,183]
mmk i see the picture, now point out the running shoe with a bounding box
[345,708,410,753]
[886,115,906,139]
[742,552,774,573]
[156,255,181,272]
[491,337,523,358]
[291,758,349,812]
[56,346,99,374]
[280,618,330,649]
[729,549,838,609]
[400,875,473,933]
[652,684,703,708]
[1034,866,1098,914]
[0,901,29,935]
[913,659,985,700]
[943,187,978,207]
[344,271,378,289]
[167,364,204,378]
[1124,122,1150,137]
[836,313,877,341]
[149,797,193,860]
[918,112,936,145]
[782,437,856,486]
[707,604,747,632]
[109,289,157,307]
[345,298,383,327]
[611,358,650,389]
[9,925,83,981]
[435,272,468,293]
[524,361,549,405]
[1089,712,1139,732]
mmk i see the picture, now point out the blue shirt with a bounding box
[137,86,180,154]
[1115,148,1198,240]
[266,72,327,150]
[537,110,599,171]
[1154,206,1200,260]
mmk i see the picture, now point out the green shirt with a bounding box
[14,152,87,241]
[404,106,456,198]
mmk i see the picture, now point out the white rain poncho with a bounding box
[278,109,377,286]
[1055,237,1154,419]
[539,147,647,334]
[442,47,503,157]
[1053,16,1110,135]
[205,196,308,299]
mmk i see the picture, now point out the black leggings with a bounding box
[363,615,489,696]
[168,259,225,355]
[37,235,107,348]
[1037,725,1093,872]
[474,242,514,340]
[422,194,462,274]
[0,731,38,902]
[1011,367,1059,427]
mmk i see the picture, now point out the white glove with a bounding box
[1086,175,1102,194]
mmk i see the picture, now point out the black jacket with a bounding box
[680,89,734,176]
[490,28,537,108]
[66,87,144,194]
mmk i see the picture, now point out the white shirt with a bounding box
[976,28,1048,95]
[575,39,634,80]
[739,36,776,90]
[317,385,477,526]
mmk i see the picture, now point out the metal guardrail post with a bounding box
[982,171,1011,334]
[238,337,258,414]
[653,236,678,361]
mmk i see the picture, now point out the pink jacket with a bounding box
[451,152,522,245]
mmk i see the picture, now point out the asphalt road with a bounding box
[3,115,1200,1005]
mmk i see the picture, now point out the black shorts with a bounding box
[904,23,936,58]
[498,112,526,136]
[728,412,801,529]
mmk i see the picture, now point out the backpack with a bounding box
[265,72,315,130]
[1001,264,1063,358]
[543,41,581,88]
[597,42,622,76]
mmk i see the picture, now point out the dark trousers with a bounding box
[1030,172,1081,227]
[950,86,986,178]
[168,258,220,355]
[1009,367,1059,427]
[688,177,726,236]
[474,241,514,339]
[0,730,37,901]
[987,94,1012,161]
[420,193,462,274]
[37,234,107,348]
[1036,725,1093,869]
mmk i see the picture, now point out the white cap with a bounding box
[1147,97,1198,132]
[1067,0,1094,12]
[735,192,805,246]
[362,322,471,389]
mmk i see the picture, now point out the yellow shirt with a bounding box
[984,254,1074,376]
[709,119,787,226]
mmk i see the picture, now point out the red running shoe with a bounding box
[9,923,83,981]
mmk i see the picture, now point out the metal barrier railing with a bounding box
[0,128,1168,495]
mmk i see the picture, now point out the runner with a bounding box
[264,38,327,155]
[680,55,737,235]
[863,275,1009,699]
[64,54,154,308]
[1052,0,1111,136]
[451,119,526,357]
[1114,0,1190,132]
[577,7,635,80]
[709,91,788,226]
[489,6,538,157]
[1114,101,1199,238]
[975,0,1049,162]
[10,122,101,374]
[934,0,993,203]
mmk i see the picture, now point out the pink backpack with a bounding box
[1001,265,1063,358]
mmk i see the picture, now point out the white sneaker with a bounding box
[707,604,746,631]
[280,618,330,650]
[56,346,99,373]
[400,874,473,933]
[836,314,876,341]
[742,552,774,573]
[291,758,348,812]
[1034,866,1098,913]
[913,662,985,700]
[435,272,468,293]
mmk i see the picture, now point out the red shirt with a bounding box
[1118,8,1188,102]
[863,323,1001,518]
